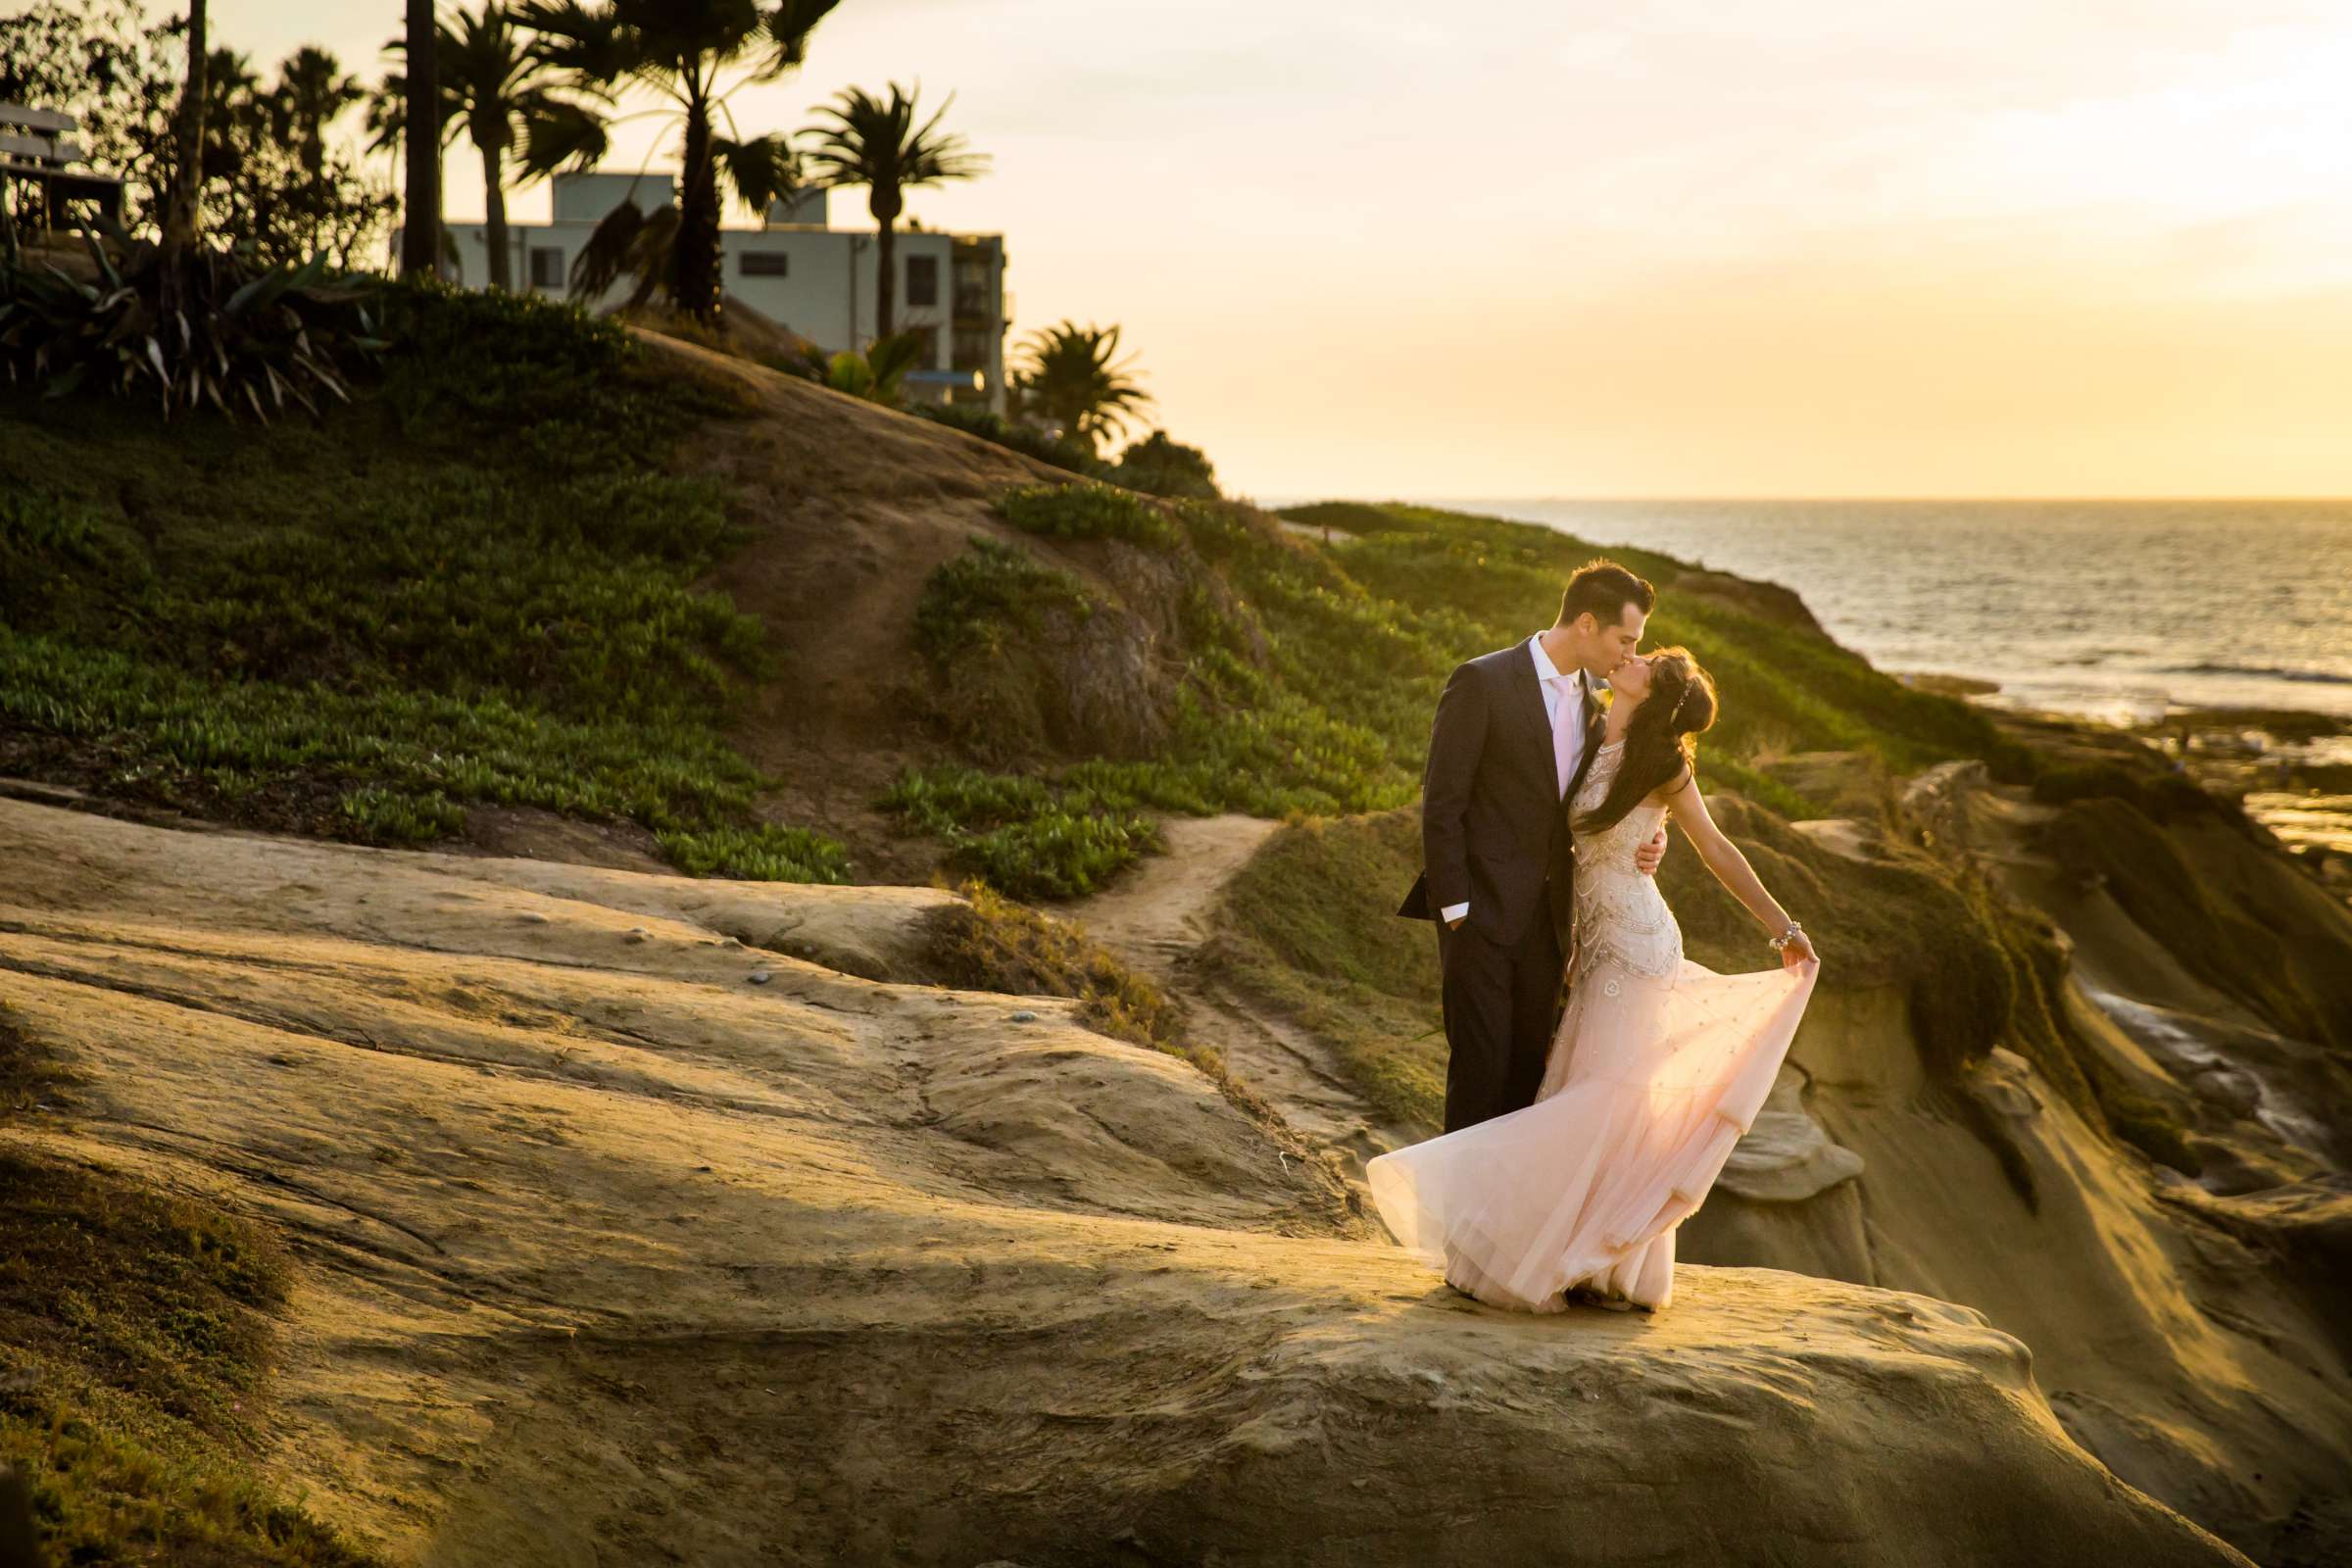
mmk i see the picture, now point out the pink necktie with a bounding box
[1553,677,1578,797]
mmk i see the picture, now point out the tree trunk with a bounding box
[672,85,720,323]
[401,0,440,277]
[163,0,208,254]
[869,184,905,340]
[483,140,510,291]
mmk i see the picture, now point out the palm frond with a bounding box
[567,198,675,309]
[752,0,846,78]
[798,81,991,206]
[518,97,611,177]
[712,132,798,215]
[1011,319,1154,452]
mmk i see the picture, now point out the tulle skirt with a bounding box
[1367,956,1819,1312]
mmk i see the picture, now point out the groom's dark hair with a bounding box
[1558,560,1656,629]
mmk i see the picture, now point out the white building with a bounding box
[443,172,1011,414]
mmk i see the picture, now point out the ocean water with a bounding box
[1426,499,2352,726]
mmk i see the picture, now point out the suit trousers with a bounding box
[1434,903,1567,1134]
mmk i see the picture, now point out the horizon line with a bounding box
[1252,494,2352,506]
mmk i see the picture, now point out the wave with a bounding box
[2165,662,2352,687]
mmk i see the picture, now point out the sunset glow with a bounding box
[213,0,2352,498]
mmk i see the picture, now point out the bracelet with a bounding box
[1767,920,1803,952]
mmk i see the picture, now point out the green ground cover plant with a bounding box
[888,491,2020,899]
[994,480,1181,549]
[0,280,848,882]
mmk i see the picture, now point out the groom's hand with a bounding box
[1634,823,1669,876]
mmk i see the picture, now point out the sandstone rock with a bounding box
[0,797,2251,1567]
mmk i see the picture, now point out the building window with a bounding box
[529,246,564,290]
[953,258,991,318]
[906,255,938,307]
[952,326,992,371]
[740,250,789,277]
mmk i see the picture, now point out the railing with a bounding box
[0,101,124,227]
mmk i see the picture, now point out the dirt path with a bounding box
[1066,814,1415,1190]
[1063,814,1278,978]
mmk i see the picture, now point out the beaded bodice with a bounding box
[1569,739,1684,984]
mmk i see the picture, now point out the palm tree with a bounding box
[514,0,840,323]
[366,73,465,276]
[389,5,605,291]
[261,47,368,259]
[400,0,440,277]
[799,82,988,340]
[273,46,367,181]
[201,50,266,179]
[1012,321,1154,454]
[163,0,208,254]
[364,74,415,169]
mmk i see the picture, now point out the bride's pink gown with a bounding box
[1366,739,1819,1312]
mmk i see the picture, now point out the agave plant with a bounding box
[0,220,385,421]
[797,324,927,404]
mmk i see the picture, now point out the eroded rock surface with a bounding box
[0,796,2251,1567]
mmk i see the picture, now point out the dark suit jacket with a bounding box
[1398,641,1604,950]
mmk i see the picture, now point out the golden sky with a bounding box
[200,1,2352,497]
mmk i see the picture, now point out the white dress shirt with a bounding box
[1440,632,1594,924]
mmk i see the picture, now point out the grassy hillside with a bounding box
[1165,507,2345,1189]
[887,492,2032,898]
[0,282,845,882]
[9,284,2337,1197]
[0,287,2021,906]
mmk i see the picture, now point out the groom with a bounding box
[1398,560,1669,1133]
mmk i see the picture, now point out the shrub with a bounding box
[1109,429,1218,499]
[916,401,1100,475]
[338,785,467,846]
[1272,500,1412,536]
[911,538,1093,663]
[994,481,1180,550]
[940,809,1164,899]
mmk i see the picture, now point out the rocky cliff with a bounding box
[0,792,2252,1566]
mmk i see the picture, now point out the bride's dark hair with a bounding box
[1573,646,1717,836]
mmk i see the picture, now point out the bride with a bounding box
[1366,645,1821,1314]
